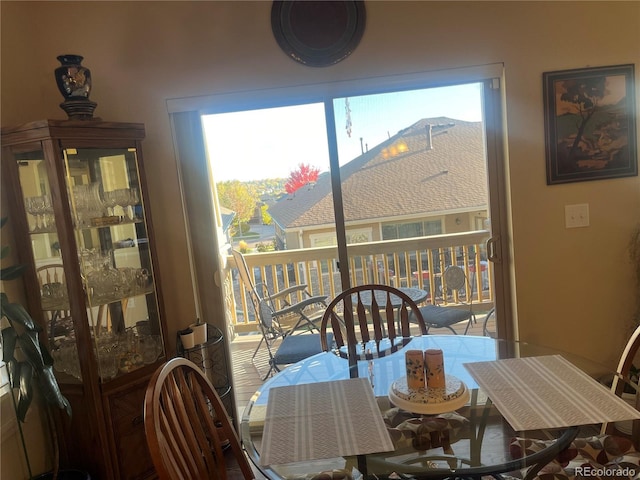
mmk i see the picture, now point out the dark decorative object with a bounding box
[271,0,366,67]
[54,55,97,119]
[544,64,637,185]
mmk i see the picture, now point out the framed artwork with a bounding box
[543,64,637,185]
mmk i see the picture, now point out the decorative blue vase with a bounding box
[54,54,97,119]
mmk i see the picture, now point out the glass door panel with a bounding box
[331,83,493,315]
[203,104,340,327]
[60,146,163,380]
[14,145,81,382]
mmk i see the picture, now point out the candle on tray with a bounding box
[425,349,445,388]
[405,350,426,389]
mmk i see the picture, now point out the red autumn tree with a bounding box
[285,163,320,194]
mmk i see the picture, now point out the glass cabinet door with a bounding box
[62,146,164,381]
[13,142,165,383]
[15,145,82,381]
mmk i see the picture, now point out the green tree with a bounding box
[217,181,257,233]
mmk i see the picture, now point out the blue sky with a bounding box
[202,82,483,182]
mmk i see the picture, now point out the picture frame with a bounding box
[543,64,637,185]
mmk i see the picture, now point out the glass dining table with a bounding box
[240,335,633,480]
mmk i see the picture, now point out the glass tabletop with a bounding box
[240,335,627,480]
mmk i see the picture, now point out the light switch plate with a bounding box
[565,204,590,228]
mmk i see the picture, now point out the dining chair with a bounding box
[319,284,427,361]
[415,265,476,335]
[143,357,255,480]
[510,324,640,479]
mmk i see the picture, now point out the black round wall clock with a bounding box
[271,0,366,67]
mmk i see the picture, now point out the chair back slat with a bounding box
[320,284,427,361]
[145,357,255,480]
[356,292,371,344]
[329,310,345,349]
[384,294,396,342]
[386,310,397,343]
[399,304,411,338]
[157,384,193,476]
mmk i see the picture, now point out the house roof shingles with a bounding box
[269,117,487,230]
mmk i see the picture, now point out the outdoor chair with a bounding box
[415,265,476,335]
[143,357,255,480]
[320,284,427,361]
[510,324,640,479]
[231,249,328,378]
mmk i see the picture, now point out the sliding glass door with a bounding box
[199,68,510,338]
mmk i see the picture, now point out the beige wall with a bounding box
[1,1,639,475]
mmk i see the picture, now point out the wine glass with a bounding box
[25,195,47,232]
[101,189,118,217]
[114,188,131,219]
[42,194,55,230]
[24,197,39,231]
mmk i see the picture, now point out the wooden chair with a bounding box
[606,323,640,441]
[319,284,427,361]
[143,357,255,480]
[510,324,640,478]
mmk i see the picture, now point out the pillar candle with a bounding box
[405,350,426,389]
[425,349,445,388]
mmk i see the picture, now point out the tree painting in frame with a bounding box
[544,64,637,185]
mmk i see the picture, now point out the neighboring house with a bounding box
[220,206,236,245]
[268,117,489,250]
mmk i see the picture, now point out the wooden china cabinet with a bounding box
[1,119,168,479]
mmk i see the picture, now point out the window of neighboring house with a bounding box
[398,222,423,238]
[424,220,443,235]
[381,224,398,240]
[382,219,442,240]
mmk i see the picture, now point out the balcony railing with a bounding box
[225,230,494,334]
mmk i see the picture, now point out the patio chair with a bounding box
[415,265,476,335]
[510,324,640,479]
[143,357,255,480]
[231,249,328,377]
[319,284,427,361]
